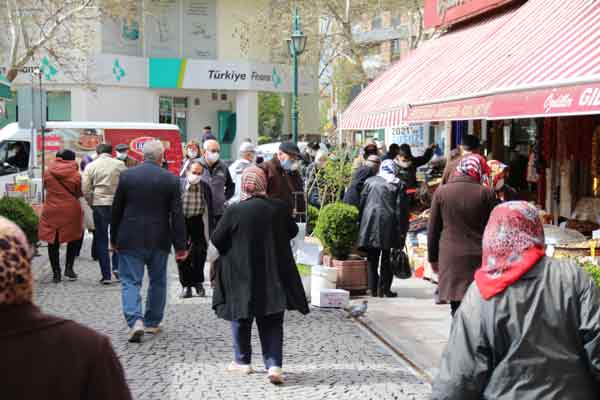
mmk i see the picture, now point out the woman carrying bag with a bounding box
[38,149,84,283]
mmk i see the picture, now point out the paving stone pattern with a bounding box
[33,240,431,400]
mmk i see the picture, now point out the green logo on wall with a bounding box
[112,59,126,82]
[40,57,57,80]
[272,67,282,89]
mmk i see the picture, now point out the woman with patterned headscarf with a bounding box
[0,217,132,400]
[433,202,600,399]
[208,166,309,385]
[427,154,498,315]
[358,159,411,297]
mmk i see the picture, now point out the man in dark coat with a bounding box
[396,143,436,189]
[111,140,188,343]
[343,155,380,208]
[115,143,139,168]
[358,160,410,297]
[199,139,235,227]
[209,166,309,385]
[260,141,306,218]
[427,154,497,315]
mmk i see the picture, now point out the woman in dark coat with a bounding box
[433,202,600,399]
[343,155,380,208]
[358,160,410,297]
[0,217,132,400]
[209,166,309,385]
[427,154,497,315]
[38,149,83,283]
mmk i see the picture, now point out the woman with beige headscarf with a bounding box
[0,217,132,400]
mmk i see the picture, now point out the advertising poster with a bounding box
[39,128,105,166]
[145,0,180,58]
[101,1,142,56]
[388,125,426,156]
[182,0,217,59]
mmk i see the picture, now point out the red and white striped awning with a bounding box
[341,0,600,129]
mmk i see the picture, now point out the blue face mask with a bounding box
[281,159,293,171]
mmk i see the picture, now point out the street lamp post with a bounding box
[287,7,307,144]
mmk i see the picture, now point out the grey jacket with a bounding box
[199,157,235,217]
[432,257,600,400]
[358,176,409,250]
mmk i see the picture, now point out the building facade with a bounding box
[1,0,319,159]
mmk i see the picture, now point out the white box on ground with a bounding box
[312,288,350,308]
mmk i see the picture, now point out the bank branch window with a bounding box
[159,96,188,142]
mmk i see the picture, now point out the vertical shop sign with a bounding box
[182,0,217,59]
[145,0,180,58]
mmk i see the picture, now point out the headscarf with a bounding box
[488,160,508,191]
[455,154,490,185]
[474,201,546,300]
[241,166,267,201]
[378,159,399,183]
[0,217,33,305]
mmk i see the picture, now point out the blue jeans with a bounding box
[231,312,284,369]
[119,249,169,328]
[93,206,119,280]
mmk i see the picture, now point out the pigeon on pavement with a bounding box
[345,300,368,318]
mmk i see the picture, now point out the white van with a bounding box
[0,121,183,202]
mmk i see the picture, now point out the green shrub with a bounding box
[0,197,39,245]
[583,262,600,287]
[314,202,359,260]
[297,263,312,277]
[307,205,319,235]
[258,135,272,145]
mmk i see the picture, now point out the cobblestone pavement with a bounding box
[33,239,431,400]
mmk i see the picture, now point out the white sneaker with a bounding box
[128,320,144,343]
[226,361,253,375]
[267,367,284,385]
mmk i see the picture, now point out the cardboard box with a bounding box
[312,288,350,308]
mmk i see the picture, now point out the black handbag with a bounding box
[390,248,412,279]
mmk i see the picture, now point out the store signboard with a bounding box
[405,82,600,122]
[89,54,147,87]
[149,58,315,94]
[424,0,517,28]
[386,125,426,156]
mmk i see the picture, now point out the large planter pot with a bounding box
[322,254,368,294]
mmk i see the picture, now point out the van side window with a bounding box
[0,141,30,175]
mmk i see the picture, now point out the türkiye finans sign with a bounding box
[424,0,517,29]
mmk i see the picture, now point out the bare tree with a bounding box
[0,0,134,82]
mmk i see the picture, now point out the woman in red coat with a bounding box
[38,149,83,283]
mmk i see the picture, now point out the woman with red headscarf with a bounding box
[427,154,498,315]
[432,201,600,399]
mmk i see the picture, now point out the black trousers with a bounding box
[48,234,82,271]
[177,215,207,287]
[366,248,392,292]
[450,301,461,316]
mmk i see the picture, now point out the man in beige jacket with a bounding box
[83,144,127,284]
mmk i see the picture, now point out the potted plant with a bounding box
[0,197,39,249]
[314,202,367,293]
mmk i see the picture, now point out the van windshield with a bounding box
[0,140,30,174]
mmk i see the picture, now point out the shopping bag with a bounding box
[390,248,412,279]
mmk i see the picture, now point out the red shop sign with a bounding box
[36,134,63,152]
[424,0,517,29]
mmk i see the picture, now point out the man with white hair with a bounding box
[199,139,235,226]
[228,141,256,204]
[111,140,188,343]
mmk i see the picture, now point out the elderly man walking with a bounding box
[111,141,187,343]
[83,143,126,284]
[200,139,235,226]
[228,141,256,205]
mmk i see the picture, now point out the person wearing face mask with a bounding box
[228,141,256,205]
[395,143,436,189]
[178,161,214,298]
[180,142,201,176]
[260,141,306,217]
[488,160,517,202]
[306,150,328,208]
[343,155,381,208]
[199,139,235,227]
[115,144,139,169]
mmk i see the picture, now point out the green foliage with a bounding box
[258,135,272,145]
[312,156,353,207]
[314,202,359,260]
[307,204,320,234]
[297,263,312,277]
[259,93,283,139]
[0,197,39,246]
[583,262,600,287]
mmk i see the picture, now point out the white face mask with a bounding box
[187,149,198,159]
[116,152,127,161]
[187,173,201,185]
[206,151,220,163]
